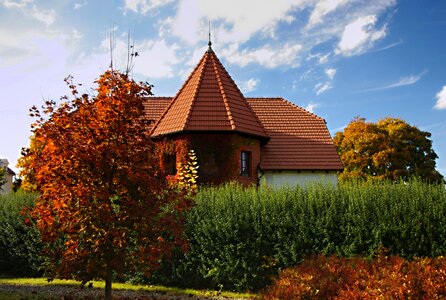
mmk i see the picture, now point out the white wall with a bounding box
[261,170,338,188]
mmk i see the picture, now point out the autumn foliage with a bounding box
[334,117,444,183]
[19,71,193,298]
[261,254,446,299]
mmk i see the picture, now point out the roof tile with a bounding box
[150,49,268,139]
[247,97,343,170]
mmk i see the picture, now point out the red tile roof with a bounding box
[144,97,343,170]
[247,98,343,170]
[144,49,342,171]
[150,49,269,139]
[143,97,171,131]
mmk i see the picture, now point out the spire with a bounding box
[150,48,269,140]
[207,20,213,52]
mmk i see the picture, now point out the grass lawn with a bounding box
[0,278,254,299]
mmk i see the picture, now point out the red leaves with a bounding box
[261,255,446,299]
[19,70,193,286]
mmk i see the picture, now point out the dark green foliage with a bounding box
[2,181,446,292]
[145,180,446,292]
[0,192,43,276]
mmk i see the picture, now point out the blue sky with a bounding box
[1,0,445,176]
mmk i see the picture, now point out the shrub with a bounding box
[260,254,446,299]
[0,191,43,276]
[145,180,446,292]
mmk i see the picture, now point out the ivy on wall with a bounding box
[154,133,261,186]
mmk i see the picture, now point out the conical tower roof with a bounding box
[150,47,269,140]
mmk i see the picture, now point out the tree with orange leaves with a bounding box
[334,117,444,183]
[19,71,193,300]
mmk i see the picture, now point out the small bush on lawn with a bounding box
[261,254,446,299]
[0,191,43,276]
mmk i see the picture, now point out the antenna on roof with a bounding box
[208,19,213,52]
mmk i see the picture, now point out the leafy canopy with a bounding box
[334,117,444,183]
[19,71,193,298]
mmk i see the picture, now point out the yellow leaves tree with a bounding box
[334,117,444,183]
[177,149,199,193]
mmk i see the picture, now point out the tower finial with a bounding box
[208,19,213,52]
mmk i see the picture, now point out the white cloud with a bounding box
[315,82,332,95]
[434,85,446,110]
[336,15,387,56]
[325,68,336,79]
[299,68,315,81]
[0,0,32,9]
[72,29,83,40]
[73,1,86,10]
[133,40,180,78]
[305,102,319,113]
[360,72,425,92]
[310,67,337,96]
[124,0,174,14]
[171,0,306,45]
[386,74,422,88]
[307,0,350,28]
[96,36,181,78]
[30,5,56,26]
[222,42,302,68]
[0,0,56,26]
[240,78,259,93]
[318,53,330,64]
[307,52,331,64]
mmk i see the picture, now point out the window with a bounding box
[240,151,251,176]
[165,154,177,176]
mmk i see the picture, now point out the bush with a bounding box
[260,254,446,299]
[144,180,446,292]
[0,191,43,276]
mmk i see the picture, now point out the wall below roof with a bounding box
[188,133,261,186]
[155,132,262,187]
[261,170,338,188]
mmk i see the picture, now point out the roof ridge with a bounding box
[146,96,172,100]
[182,52,208,130]
[210,53,269,137]
[149,52,208,136]
[278,97,324,121]
[211,52,236,130]
[247,97,324,121]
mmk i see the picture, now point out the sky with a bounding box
[1,0,446,177]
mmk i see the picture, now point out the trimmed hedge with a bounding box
[149,180,446,291]
[0,191,42,276]
[2,181,446,292]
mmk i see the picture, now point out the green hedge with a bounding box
[150,180,446,291]
[2,181,446,292]
[0,191,43,276]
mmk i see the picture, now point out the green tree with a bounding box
[19,71,193,300]
[334,117,444,183]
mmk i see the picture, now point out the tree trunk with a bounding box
[105,262,113,300]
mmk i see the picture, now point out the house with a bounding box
[0,158,15,194]
[145,43,343,187]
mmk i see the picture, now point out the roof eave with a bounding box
[151,129,270,142]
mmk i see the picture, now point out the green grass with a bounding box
[0,277,254,299]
